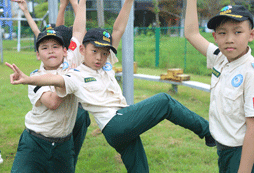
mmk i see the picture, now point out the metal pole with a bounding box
[0,24,3,63]
[97,0,105,28]
[121,0,134,105]
[48,0,58,24]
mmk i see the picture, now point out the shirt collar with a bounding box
[225,46,252,72]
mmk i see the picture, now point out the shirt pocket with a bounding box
[210,75,220,89]
[221,87,243,116]
[83,83,103,92]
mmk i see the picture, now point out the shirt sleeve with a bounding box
[244,67,254,117]
[206,43,221,69]
[55,71,79,98]
[28,85,52,105]
[66,37,83,66]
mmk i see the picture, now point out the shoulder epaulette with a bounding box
[30,69,38,74]
[251,63,254,68]
[213,48,220,55]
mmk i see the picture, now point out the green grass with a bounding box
[0,50,218,172]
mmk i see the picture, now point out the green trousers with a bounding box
[11,107,90,173]
[217,147,254,173]
[73,106,90,167]
[103,93,210,173]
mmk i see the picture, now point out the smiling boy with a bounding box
[185,1,254,172]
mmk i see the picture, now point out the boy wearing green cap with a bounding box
[185,1,254,172]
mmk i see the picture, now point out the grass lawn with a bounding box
[0,50,218,172]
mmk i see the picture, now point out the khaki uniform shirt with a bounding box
[56,53,128,130]
[26,37,82,138]
[207,43,254,146]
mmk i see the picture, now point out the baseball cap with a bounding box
[83,28,117,54]
[36,29,64,50]
[42,24,73,48]
[207,5,254,30]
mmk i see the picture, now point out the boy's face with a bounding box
[213,20,254,62]
[36,38,67,70]
[80,43,110,70]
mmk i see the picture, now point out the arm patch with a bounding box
[213,48,220,55]
[33,86,42,93]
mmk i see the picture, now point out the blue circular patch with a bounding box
[103,62,112,71]
[62,61,69,70]
[231,74,243,87]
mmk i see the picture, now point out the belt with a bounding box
[215,141,241,151]
[26,128,72,143]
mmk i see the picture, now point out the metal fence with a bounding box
[1,25,213,75]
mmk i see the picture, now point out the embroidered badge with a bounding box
[46,24,54,30]
[62,61,69,70]
[84,77,97,83]
[212,67,221,78]
[30,69,38,74]
[47,30,56,36]
[69,41,77,51]
[103,62,112,71]
[231,74,243,87]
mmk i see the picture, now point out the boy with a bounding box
[185,1,254,172]
[6,2,215,172]
[13,0,90,168]
[9,0,87,172]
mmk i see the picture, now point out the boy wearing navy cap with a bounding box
[185,1,254,172]
[8,0,88,172]
[6,0,215,172]
[13,0,91,169]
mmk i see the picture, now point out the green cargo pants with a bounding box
[217,146,254,173]
[103,93,210,173]
[11,130,75,173]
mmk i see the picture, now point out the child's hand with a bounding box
[5,62,29,85]
[12,0,28,12]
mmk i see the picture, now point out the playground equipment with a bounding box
[113,62,138,74]
[160,68,190,82]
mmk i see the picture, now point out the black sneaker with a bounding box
[205,135,216,147]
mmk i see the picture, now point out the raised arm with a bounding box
[72,0,87,44]
[12,0,40,37]
[5,62,65,88]
[184,0,209,56]
[111,0,134,50]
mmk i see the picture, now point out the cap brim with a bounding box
[207,15,249,29]
[91,41,117,54]
[36,35,64,50]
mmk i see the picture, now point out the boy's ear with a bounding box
[248,29,254,42]
[212,32,217,43]
[36,51,41,60]
[63,47,67,57]
[79,44,85,56]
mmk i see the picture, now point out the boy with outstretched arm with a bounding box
[9,0,88,172]
[13,0,91,168]
[185,1,254,172]
[6,1,215,172]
